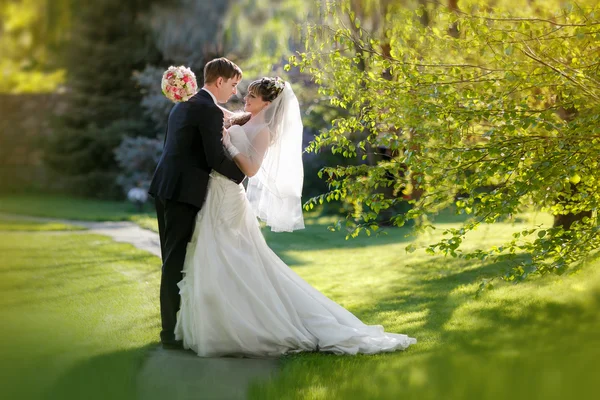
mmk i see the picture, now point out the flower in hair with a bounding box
[273,77,285,91]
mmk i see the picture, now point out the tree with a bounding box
[131,0,323,199]
[0,0,71,93]
[135,0,314,125]
[114,136,162,195]
[133,0,235,135]
[224,0,312,74]
[44,0,163,198]
[295,0,600,278]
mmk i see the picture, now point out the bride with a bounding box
[174,77,416,357]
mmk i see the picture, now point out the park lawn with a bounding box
[0,215,86,231]
[129,214,159,232]
[1,194,598,398]
[0,194,154,222]
[0,218,161,400]
[252,213,600,399]
[0,193,160,232]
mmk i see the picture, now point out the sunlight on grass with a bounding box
[250,211,599,399]
[0,195,597,399]
[0,223,161,400]
[129,215,159,232]
[0,216,85,231]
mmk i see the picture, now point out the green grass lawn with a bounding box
[253,213,599,399]
[0,215,86,231]
[0,194,154,221]
[0,193,160,232]
[0,217,160,400]
[0,194,598,399]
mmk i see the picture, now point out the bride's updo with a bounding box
[227,77,285,126]
[248,76,285,102]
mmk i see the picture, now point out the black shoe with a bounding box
[161,339,183,350]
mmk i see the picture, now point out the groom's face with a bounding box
[215,76,241,103]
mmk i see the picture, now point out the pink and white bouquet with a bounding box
[161,66,197,102]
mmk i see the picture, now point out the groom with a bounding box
[149,57,245,349]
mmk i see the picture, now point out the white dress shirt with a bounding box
[201,87,218,105]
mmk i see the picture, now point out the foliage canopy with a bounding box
[294,0,600,279]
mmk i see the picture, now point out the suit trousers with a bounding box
[155,197,200,342]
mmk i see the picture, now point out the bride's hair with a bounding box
[227,77,285,127]
[248,77,285,102]
[227,112,252,127]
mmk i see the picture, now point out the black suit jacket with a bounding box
[148,90,245,208]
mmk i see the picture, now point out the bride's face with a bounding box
[244,91,270,116]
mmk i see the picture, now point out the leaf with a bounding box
[294,1,600,281]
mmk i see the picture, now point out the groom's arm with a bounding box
[201,107,245,183]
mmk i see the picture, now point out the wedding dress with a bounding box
[174,129,416,357]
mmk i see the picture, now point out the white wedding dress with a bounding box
[173,122,416,358]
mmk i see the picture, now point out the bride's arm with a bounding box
[223,128,269,177]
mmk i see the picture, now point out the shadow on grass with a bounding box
[451,288,600,354]
[252,259,600,400]
[40,345,154,400]
[254,346,596,400]
[350,255,598,359]
[263,219,414,254]
[349,255,525,345]
[264,206,535,259]
[427,207,529,225]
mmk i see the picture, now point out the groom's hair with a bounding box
[204,58,242,84]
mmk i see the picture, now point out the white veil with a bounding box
[243,82,305,232]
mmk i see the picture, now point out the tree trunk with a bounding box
[551,101,589,229]
[553,182,592,229]
[448,0,460,38]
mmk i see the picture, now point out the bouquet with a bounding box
[161,66,197,102]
